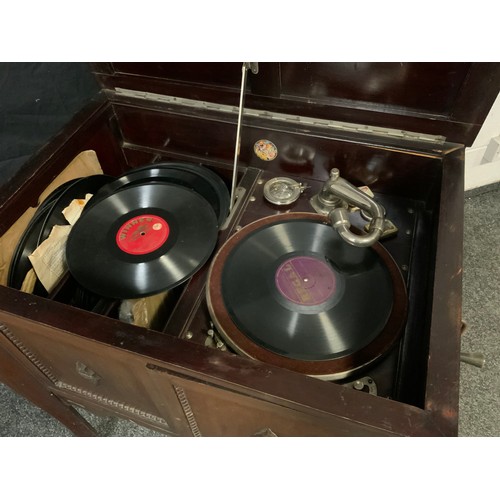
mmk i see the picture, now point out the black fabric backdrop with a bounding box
[0,62,100,187]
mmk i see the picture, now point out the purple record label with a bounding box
[275,256,336,306]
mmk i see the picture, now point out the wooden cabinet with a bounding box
[1,63,499,436]
[0,310,176,434]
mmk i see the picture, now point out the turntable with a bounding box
[0,63,499,436]
[206,210,407,381]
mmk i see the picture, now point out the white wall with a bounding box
[465,91,500,190]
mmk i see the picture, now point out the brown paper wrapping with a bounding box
[119,292,170,330]
[0,150,103,286]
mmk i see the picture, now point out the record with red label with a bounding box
[90,162,230,226]
[206,212,407,380]
[66,183,219,299]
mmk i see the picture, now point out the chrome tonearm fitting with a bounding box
[310,168,386,247]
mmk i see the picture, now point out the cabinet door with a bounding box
[0,322,98,436]
[145,363,388,437]
[0,313,191,436]
[1,311,402,437]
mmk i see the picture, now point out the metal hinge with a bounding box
[244,62,259,74]
[114,87,445,145]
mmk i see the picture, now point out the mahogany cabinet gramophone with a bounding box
[0,63,498,436]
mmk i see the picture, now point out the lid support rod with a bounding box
[229,62,258,212]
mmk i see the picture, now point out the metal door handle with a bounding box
[75,361,101,385]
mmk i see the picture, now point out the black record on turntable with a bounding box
[66,182,219,299]
[207,212,407,380]
[91,162,230,226]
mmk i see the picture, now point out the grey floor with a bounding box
[458,183,500,437]
[0,185,498,437]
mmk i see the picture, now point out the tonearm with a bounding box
[310,168,388,248]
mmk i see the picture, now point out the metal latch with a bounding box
[344,376,378,395]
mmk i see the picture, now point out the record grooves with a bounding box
[66,182,219,299]
[91,162,230,226]
[8,176,114,295]
[37,175,115,245]
[207,212,408,380]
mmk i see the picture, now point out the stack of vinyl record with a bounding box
[8,174,115,296]
[9,162,229,302]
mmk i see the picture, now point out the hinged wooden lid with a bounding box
[92,62,500,146]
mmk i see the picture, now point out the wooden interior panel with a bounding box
[280,63,470,115]
[111,100,445,201]
[93,62,500,145]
